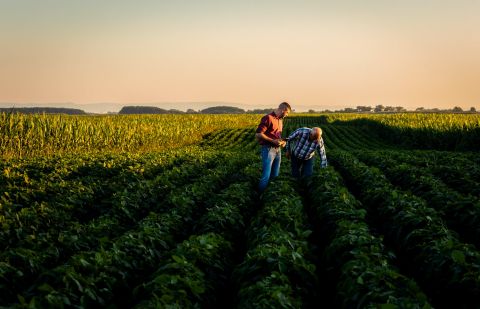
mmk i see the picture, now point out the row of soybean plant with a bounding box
[317,124,393,152]
[374,149,480,197]
[2,149,252,307]
[328,125,362,151]
[282,123,341,152]
[330,150,480,308]
[0,148,200,250]
[353,149,480,248]
[233,176,318,308]
[305,166,432,307]
[200,128,257,151]
[0,146,222,304]
[317,113,480,151]
[326,124,393,151]
[284,115,394,151]
[132,160,260,308]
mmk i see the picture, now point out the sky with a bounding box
[1,0,479,112]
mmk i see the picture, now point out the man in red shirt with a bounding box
[255,102,292,192]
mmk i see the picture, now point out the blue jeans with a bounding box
[258,145,281,192]
[291,155,314,178]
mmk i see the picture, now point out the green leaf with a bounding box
[356,276,364,285]
[172,255,185,264]
[17,294,27,305]
[451,250,465,264]
[37,283,54,292]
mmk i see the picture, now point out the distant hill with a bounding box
[2,102,343,113]
[200,106,274,114]
[0,107,87,115]
[120,105,253,114]
[200,106,245,114]
[118,106,185,114]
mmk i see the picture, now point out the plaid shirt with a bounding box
[286,127,328,167]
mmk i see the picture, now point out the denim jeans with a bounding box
[291,155,314,178]
[258,145,281,192]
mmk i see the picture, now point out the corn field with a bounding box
[0,113,259,158]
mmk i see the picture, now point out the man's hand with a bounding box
[272,139,286,147]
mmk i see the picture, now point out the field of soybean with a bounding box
[1,112,480,308]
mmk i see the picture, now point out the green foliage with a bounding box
[1,113,479,308]
[331,150,480,307]
[233,177,318,308]
[307,167,431,308]
[0,113,259,158]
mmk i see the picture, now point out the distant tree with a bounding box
[470,107,477,113]
[308,109,316,113]
[168,109,184,114]
[343,107,356,113]
[374,105,384,112]
[384,106,395,112]
[356,106,372,112]
[186,109,198,114]
[119,106,169,114]
[200,106,245,114]
[0,107,86,115]
[452,106,463,112]
[416,107,425,112]
[395,106,406,112]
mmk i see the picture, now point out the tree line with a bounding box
[0,107,87,115]
[1,105,477,115]
[328,105,477,113]
[118,106,274,114]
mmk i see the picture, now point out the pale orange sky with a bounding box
[1,0,479,111]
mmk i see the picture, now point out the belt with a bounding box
[262,144,279,149]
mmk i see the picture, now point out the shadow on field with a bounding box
[331,118,480,151]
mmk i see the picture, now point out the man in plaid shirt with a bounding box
[285,127,327,178]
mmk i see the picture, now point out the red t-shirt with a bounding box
[256,112,283,145]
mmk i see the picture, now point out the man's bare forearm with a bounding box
[255,132,273,143]
[255,133,285,147]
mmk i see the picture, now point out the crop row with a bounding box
[233,177,318,308]
[200,128,257,151]
[284,121,393,152]
[354,150,480,249]
[0,147,222,265]
[379,150,480,193]
[287,113,480,133]
[287,113,480,151]
[305,167,431,307]
[0,113,260,158]
[134,174,258,307]
[330,150,480,308]
[0,148,202,236]
[1,150,256,306]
